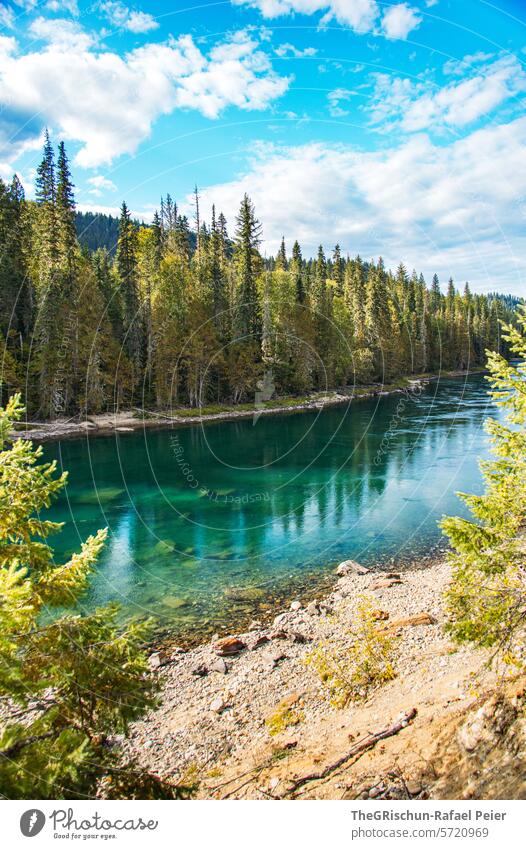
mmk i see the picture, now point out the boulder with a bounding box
[336,560,369,576]
[213,636,247,656]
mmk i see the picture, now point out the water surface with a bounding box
[42,375,498,639]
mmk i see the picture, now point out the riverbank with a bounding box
[117,554,524,800]
[12,369,484,443]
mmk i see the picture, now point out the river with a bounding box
[42,374,499,640]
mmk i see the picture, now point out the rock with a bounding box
[248,620,262,631]
[336,560,369,576]
[377,612,437,634]
[210,658,229,674]
[288,631,312,644]
[210,697,227,714]
[405,780,422,796]
[213,636,247,656]
[273,613,289,628]
[270,649,288,665]
[306,601,320,616]
[371,578,403,590]
[268,629,288,640]
[115,426,134,432]
[170,646,186,656]
[191,664,208,677]
[385,572,401,580]
[290,600,302,611]
[249,634,270,650]
[148,651,168,670]
[371,609,390,621]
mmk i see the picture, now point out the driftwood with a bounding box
[281,708,417,797]
[377,613,437,636]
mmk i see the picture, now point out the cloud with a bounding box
[275,42,317,57]
[0,29,291,167]
[231,0,421,39]
[367,55,526,133]
[87,174,118,195]
[98,1,159,33]
[327,87,354,117]
[46,0,79,14]
[29,16,95,50]
[195,117,526,293]
[381,3,422,41]
[1,4,14,28]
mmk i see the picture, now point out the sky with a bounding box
[1,0,526,294]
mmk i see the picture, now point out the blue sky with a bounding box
[1,0,526,294]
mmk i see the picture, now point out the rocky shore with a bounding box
[118,556,520,800]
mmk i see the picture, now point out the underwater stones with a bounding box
[213,636,247,656]
[224,586,265,602]
[162,596,191,610]
[153,539,176,556]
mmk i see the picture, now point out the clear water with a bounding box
[42,374,499,640]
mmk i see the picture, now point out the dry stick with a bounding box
[281,708,418,798]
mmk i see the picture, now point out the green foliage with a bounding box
[0,137,519,418]
[306,595,397,708]
[0,397,178,799]
[442,307,526,662]
[265,701,304,736]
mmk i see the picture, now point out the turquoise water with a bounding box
[42,375,498,639]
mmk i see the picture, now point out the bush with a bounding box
[306,594,397,708]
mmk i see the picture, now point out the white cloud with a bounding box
[29,17,95,51]
[87,174,118,196]
[46,0,79,14]
[275,42,317,57]
[99,1,159,33]
[0,4,15,28]
[232,0,380,34]
[327,87,354,116]
[381,3,422,41]
[195,117,526,293]
[232,0,422,39]
[0,29,291,167]
[368,55,526,133]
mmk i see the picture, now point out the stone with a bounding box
[210,658,229,674]
[406,780,422,796]
[290,600,302,611]
[210,697,226,714]
[249,635,270,650]
[371,609,390,621]
[148,651,168,670]
[377,612,437,635]
[191,664,208,677]
[273,613,289,628]
[248,620,262,631]
[336,560,369,576]
[306,601,320,616]
[288,631,312,644]
[213,636,247,656]
[371,578,403,590]
[268,629,288,640]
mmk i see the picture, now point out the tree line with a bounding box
[0,136,517,419]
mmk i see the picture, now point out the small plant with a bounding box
[306,594,397,708]
[265,699,304,736]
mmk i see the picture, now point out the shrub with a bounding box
[306,594,397,708]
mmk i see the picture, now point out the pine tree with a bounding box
[116,201,142,377]
[332,244,343,296]
[442,308,526,661]
[276,237,287,270]
[0,396,180,799]
[234,194,262,342]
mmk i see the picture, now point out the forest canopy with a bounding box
[0,136,518,420]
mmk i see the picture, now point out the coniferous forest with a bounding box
[0,136,517,420]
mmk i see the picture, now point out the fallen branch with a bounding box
[281,708,417,797]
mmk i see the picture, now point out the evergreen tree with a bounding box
[116,201,142,377]
[234,194,262,341]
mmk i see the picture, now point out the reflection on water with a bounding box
[43,374,499,638]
